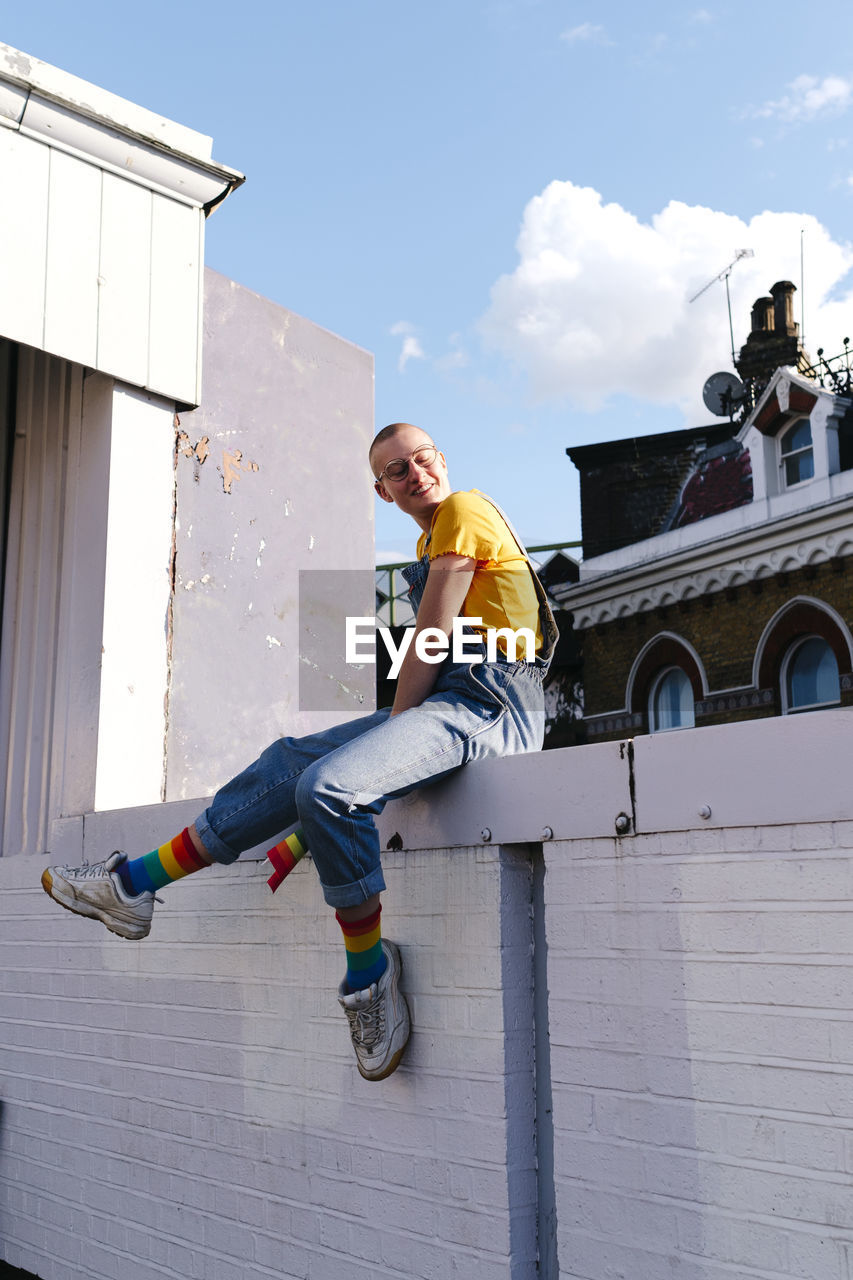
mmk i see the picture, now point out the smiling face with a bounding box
[371,423,452,531]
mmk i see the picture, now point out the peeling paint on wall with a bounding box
[220,448,260,494]
[175,416,211,485]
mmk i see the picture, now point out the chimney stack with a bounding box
[735,280,807,386]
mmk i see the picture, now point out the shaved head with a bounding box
[369,422,431,476]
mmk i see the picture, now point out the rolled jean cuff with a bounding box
[194,811,242,866]
[318,865,387,910]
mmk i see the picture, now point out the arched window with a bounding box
[649,667,695,733]
[780,419,814,488]
[782,636,840,713]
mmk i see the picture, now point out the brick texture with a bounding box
[0,845,530,1280]
[583,557,853,736]
[568,424,735,559]
[544,819,853,1279]
[2,749,852,1279]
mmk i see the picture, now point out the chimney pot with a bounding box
[770,280,798,336]
[751,297,775,334]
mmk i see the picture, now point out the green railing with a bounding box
[375,540,582,627]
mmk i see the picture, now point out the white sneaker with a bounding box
[41,852,154,941]
[338,939,411,1081]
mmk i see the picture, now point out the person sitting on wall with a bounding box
[41,423,558,1082]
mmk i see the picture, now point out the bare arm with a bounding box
[390,554,476,716]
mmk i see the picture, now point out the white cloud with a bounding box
[435,331,470,371]
[560,22,611,46]
[398,336,425,372]
[750,73,852,122]
[690,8,713,21]
[390,320,426,372]
[480,180,853,422]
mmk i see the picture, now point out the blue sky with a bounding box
[7,1,853,557]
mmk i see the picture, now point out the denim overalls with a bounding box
[196,496,558,909]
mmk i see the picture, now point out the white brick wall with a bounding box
[545,817,853,1280]
[1,840,534,1280]
[2,709,852,1278]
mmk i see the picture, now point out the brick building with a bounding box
[556,283,853,742]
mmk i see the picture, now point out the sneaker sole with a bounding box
[356,943,412,1082]
[40,868,150,941]
[356,1038,409,1082]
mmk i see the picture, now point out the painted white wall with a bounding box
[163,271,375,801]
[4,708,852,1279]
[95,387,175,811]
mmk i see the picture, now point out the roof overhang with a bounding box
[0,42,244,210]
[554,483,853,629]
[738,366,830,441]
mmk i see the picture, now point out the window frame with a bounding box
[780,633,841,716]
[648,665,696,734]
[778,416,814,490]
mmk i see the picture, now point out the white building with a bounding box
[0,42,375,862]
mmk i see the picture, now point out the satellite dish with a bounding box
[703,371,745,417]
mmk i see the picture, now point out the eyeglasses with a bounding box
[375,444,440,484]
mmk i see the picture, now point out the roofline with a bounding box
[0,43,244,211]
[566,421,734,469]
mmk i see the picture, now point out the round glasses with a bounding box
[376,444,440,484]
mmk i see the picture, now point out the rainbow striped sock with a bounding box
[336,904,387,993]
[265,828,308,892]
[117,828,212,896]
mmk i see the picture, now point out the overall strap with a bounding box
[471,490,560,671]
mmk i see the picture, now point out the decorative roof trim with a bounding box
[559,497,853,629]
[738,366,831,442]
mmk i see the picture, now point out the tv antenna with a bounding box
[689,249,755,367]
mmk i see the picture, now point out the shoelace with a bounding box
[57,858,163,902]
[59,858,115,879]
[346,992,386,1050]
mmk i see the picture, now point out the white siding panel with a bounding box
[0,349,83,855]
[0,132,204,402]
[48,371,113,820]
[43,150,101,368]
[96,173,151,386]
[0,129,49,348]
[148,197,203,403]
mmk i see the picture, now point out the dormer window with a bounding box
[779,418,814,488]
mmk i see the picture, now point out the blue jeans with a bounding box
[195,657,545,908]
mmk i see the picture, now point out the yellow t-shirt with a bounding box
[415,490,543,656]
